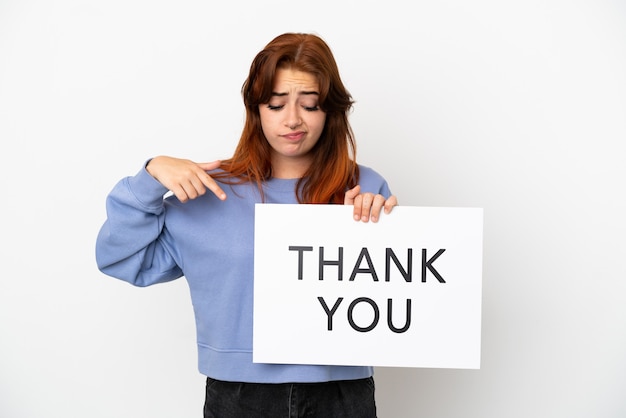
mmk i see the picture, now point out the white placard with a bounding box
[253,204,483,369]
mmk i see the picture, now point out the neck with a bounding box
[271,155,311,179]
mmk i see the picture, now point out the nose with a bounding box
[284,104,302,130]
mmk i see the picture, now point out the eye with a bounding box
[267,104,284,111]
[303,105,320,112]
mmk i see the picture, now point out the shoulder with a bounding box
[358,164,386,182]
[357,164,392,197]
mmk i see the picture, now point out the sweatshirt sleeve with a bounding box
[358,165,393,199]
[95,164,183,287]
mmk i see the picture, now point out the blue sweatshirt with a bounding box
[95,163,392,383]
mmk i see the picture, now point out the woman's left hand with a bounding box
[344,185,398,223]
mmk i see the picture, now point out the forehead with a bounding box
[272,68,319,92]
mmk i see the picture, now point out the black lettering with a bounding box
[349,248,379,281]
[347,297,379,332]
[289,246,313,280]
[319,246,343,281]
[318,297,343,330]
[385,248,412,282]
[387,298,411,333]
[422,249,446,283]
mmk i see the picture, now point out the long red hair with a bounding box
[214,33,359,204]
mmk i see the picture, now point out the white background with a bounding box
[1,1,624,417]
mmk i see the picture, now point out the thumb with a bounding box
[197,160,222,171]
[344,184,361,205]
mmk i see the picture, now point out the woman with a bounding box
[96,32,397,417]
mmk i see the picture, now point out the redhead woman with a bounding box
[96,32,397,417]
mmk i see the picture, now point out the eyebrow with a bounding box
[270,91,319,97]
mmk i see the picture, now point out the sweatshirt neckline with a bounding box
[263,177,300,192]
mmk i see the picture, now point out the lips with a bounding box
[282,131,305,141]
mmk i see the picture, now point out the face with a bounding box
[259,68,326,178]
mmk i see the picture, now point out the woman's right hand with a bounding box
[146,156,227,202]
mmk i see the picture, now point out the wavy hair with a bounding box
[214,33,360,204]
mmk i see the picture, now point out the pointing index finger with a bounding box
[197,161,227,201]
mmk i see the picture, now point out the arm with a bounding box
[95,164,180,286]
[95,158,225,286]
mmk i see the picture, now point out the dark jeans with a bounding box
[203,377,377,418]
